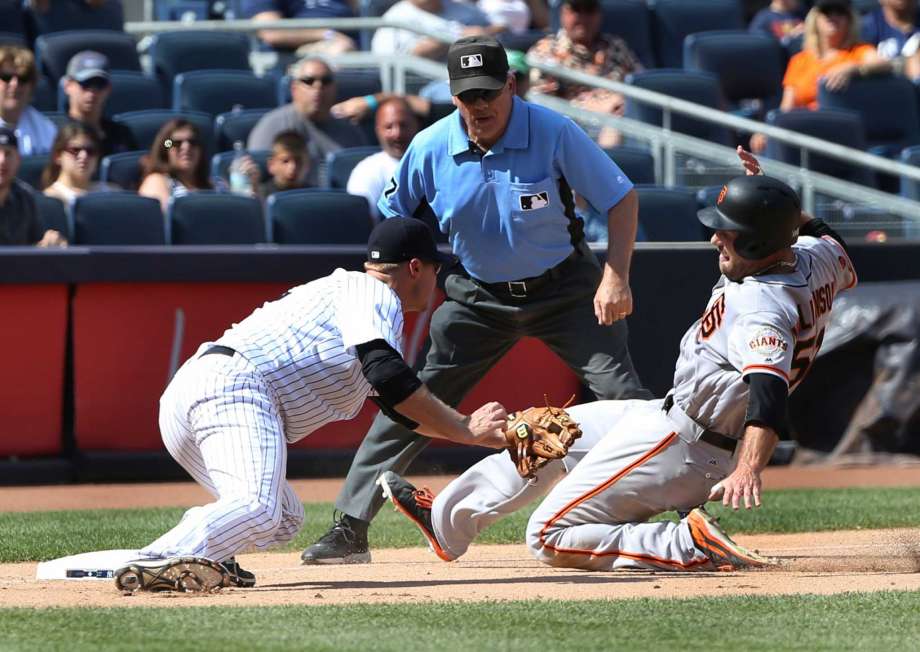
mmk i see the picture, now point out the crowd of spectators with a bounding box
[2,0,919,247]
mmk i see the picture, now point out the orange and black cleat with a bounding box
[378,471,453,562]
[687,507,773,571]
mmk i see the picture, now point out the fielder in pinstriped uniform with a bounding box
[381,158,858,571]
[113,217,508,593]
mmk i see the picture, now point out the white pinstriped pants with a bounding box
[141,345,305,562]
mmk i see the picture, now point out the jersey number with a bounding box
[790,326,825,390]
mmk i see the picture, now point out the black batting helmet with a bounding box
[697,175,801,260]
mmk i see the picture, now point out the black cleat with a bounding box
[301,513,371,565]
[221,557,256,587]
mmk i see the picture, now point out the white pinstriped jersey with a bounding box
[671,235,857,438]
[216,269,405,443]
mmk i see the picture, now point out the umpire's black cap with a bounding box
[367,217,455,265]
[448,36,509,96]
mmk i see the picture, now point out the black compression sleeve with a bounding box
[800,218,848,252]
[744,373,790,438]
[354,339,423,407]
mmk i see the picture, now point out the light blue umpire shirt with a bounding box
[377,96,633,283]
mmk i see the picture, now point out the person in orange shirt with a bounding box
[750,0,889,152]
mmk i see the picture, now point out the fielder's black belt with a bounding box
[662,394,740,453]
[474,250,581,299]
[201,345,235,357]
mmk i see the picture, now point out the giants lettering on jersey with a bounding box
[747,326,789,364]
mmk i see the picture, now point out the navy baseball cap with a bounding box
[0,126,17,149]
[367,217,455,265]
[448,36,509,96]
[66,50,111,83]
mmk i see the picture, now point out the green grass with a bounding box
[3,486,920,563]
[2,592,920,651]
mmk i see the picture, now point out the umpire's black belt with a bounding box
[662,394,740,453]
[474,250,580,299]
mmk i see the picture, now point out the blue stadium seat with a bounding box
[149,31,251,101]
[635,185,706,241]
[900,146,920,200]
[605,145,655,185]
[210,150,271,185]
[277,69,383,105]
[497,30,550,54]
[169,192,266,244]
[625,69,731,145]
[16,155,49,190]
[650,0,744,68]
[25,0,124,35]
[683,30,786,118]
[99,150,147,190]
[818,76,920,157]
[32,75,58,112]
[267,189,372,244]
[72,192,166,245]
[34,30,140,83]
[0,2,26,40]
[112,109,215,155]
[601,0,656,68]
[765,109,871,184]
[57,71,166,116]
[326,146,382,189]
[41,111,72,129]
[214,108,271,152]
[33,193,72,241]
[0,32,26,47]
[173,70,277,116]
[154,0,211,21]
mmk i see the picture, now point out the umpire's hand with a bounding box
[594,269,633,325]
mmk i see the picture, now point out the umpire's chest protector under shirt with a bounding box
[378,96,634,283]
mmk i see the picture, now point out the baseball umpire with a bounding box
[113,217,508,593]
[380,169,858,570]
[302,35,652,565]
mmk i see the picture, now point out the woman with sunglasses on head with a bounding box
[41,122,115,204]
[139,119,217,212]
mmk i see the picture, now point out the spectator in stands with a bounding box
[0,45,56,156]
[527,0,641,147]
[371,0,496,61]
[241,0,356,56]
[63,51,137,156]
[749,0,807,43]
[26,0,123,32]
[248,57,368,163]
[139,118,215,212]
[476,0,550,34]
[261,130,314,197]
[41,122,114,204]
[0,127,67,246]
[346,97,419,222]
[749,0,889,152]
[861,0,920,79]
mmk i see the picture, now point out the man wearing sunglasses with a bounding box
[248,57,368,174]
[63,51,137,157]
[301,35,651,566]
[0,45,57,156]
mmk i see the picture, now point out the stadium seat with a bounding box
[625,69,731,145]
[16,154,49,190]
[149,31,251,101]
[278,69,383,105]
[900,146,920,200]
[41,111,72,129]
[634,185,706,241]
[72,192,166,245]
[650,0,744,68]
[326,146,382,189]
[0,1,26,40]
[99,150,147,190]
[267,189,373,244]
[210,150,271,185]
[497,30,550,54]
[57,71,166,116]
[214,108,271,152]
[34,30,141,83]
[765,109,871,184]
[817,76,920,157]
[25,0,124,35]
[600,0,656,69]
[683,30,786,118]
[169,192,266,244]
[33,193,71,241]
[0,32,26,47]
[32,75,58,112]
[173,70,277,116]
[154,0,211,21]
[605,145,655,185]
[112,109,215,155]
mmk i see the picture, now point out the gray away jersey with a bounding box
[217,269,405,443]
[671,235,857,437]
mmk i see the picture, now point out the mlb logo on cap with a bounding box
[460,54,483,69]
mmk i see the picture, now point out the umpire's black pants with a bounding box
[336,247,653,522]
